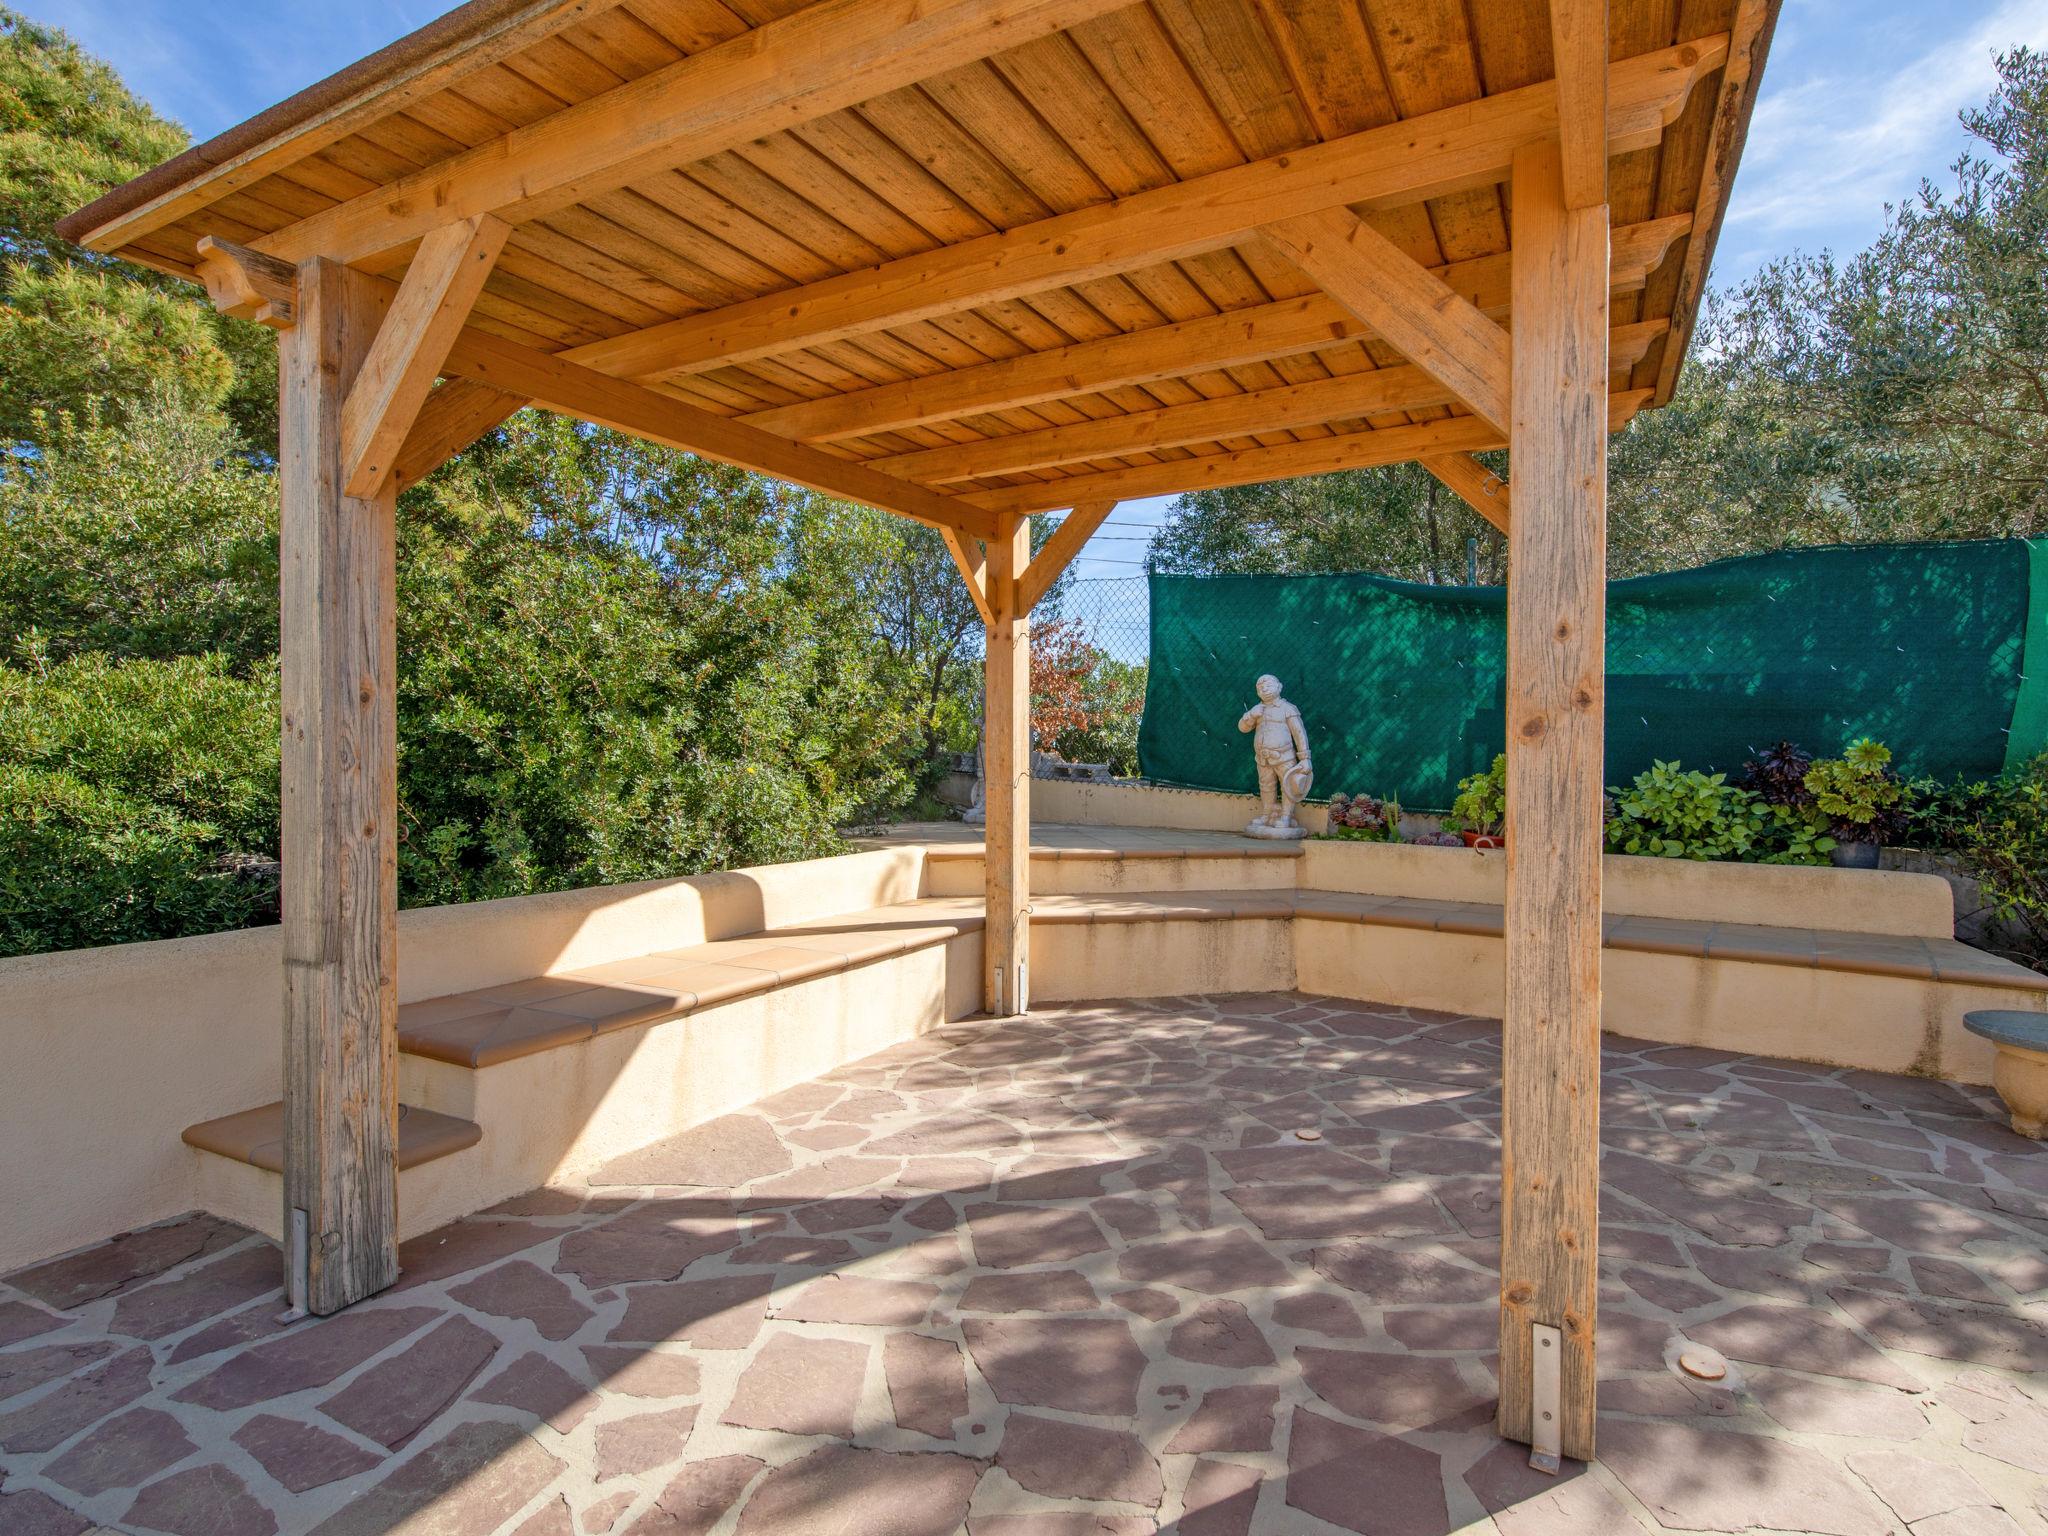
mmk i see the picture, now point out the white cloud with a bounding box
[1724,0,2048,267]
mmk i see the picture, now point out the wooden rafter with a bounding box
[880,319,1662,485]
[1260,208,1514,435]
[243,0,1137,267]
[881,368,1461,486]
[1017,501,1116,614]
[966,392,1650,516]
[1423,455,1511,534]
[565,37,1727,382]
[737,225,1687,444]
[341,214,510,497]
[1551,0,1612,209]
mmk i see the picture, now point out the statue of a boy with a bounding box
[1238,674,1312,838]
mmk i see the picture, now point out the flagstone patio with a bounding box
[2,993,2046,1536]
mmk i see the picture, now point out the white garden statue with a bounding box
[1238,673,1313,839]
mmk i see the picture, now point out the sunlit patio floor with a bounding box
[3,994,2047,1536]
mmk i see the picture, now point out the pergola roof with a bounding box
[61,0,1775,531]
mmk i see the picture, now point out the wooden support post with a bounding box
[278,258,402,1315]
[983,514,1031,1016]
[1498,138,1608,1462]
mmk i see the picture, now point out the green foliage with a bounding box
[0,653,280,955]
[0,9,186,272]
[1804,738,1907,843]
[389,418,927,906]
[0,391,278,666]
[1446,754,1506,837]
[1148,461,1507,584]
[1604,760,1836,863]
[0,263,236,437]
[1907,755,2048,971]
[1606,761,1766,859]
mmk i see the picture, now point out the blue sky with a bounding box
[31,0,2048,592]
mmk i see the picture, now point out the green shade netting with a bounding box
[1138,538,2048,809]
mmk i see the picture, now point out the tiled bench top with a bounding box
[184,1102,481,1173]
[397,888,2045,1074]
[398,897,985,1069]
[1028,889,2048,992]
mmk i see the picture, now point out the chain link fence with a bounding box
[1050,575,1150,665]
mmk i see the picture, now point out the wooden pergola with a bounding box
[62,0,1775,1462]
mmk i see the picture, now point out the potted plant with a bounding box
[1447,754,1507,849]
[1804,738,1908,869]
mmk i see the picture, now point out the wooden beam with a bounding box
[68,1,625,256]
[965,391,1649,516]
[1423,454,1511,534]
[566,38,1726,382]
[1551,0,1611,209]
[1017,500,1115,614]
[983,514,1032,1016]
[195,235,297,326]
[739,225,1685,444]
[1497,139,1608,1464]
[883,366,1461,486]
[438,328,997,541]
[342,214,510,497]
[278,257,400,1316]
[1652,0,1780,406]
[391,381,528,493]
[942,527,993,627]
[1261,208,1514,434]
[249,0,1135,268]
[188,238,998,537]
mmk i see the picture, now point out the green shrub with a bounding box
[1603,759,1834,863]
[1804,738,1908,844]
[1447,754,1506,837]
[1917,754,2048,972]
[0,653,280,955]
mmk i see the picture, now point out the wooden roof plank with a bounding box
[231,0,1137,266]
[561,37,1725,380]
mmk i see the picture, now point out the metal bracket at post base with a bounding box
[280,1207,310,1323]
[1529,1323,1563,1474]
[988,959,1029,1018]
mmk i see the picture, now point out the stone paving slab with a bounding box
[3,994,2046,1535]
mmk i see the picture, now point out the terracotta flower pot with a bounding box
[1460,831,1505,850]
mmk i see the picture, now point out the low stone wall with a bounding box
[0,848,930,1275]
